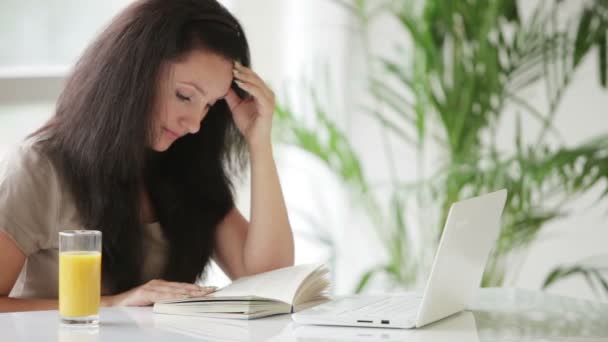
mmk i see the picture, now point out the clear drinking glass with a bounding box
[59,230,102,326]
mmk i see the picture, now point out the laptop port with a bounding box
[381,320,390,324]
[356,320,373,323]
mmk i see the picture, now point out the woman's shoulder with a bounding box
[0,137,62,207]
[1,137,55,177]
[0,137,65,255]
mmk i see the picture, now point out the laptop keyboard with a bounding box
[349,295,422,316]
[313,293,423,317]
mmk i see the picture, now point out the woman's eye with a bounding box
[176,92,191,102]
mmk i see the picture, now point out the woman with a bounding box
[0,0,294,312]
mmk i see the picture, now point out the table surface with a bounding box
[2,288,608,342]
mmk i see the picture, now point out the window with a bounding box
[0,1,133,156]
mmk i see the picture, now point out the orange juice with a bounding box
[59,251,101,317]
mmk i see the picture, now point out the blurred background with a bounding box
[1,0,607,302]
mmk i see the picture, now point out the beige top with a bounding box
[0,140,169,298]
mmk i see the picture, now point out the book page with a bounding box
[209,263,323,305]
[293,267,330,305]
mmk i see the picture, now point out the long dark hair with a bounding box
[33,0,250,293]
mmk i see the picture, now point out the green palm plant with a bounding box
[274,0,608,295]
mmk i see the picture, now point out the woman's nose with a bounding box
[180,110,205,134]
[181,117,200,134]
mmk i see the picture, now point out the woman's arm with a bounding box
[0,298,58,312]
[0,232,62,312]
[214,62,294,280]
[246,142,294,271]
[214,143,294,280]
[0,231,41,312]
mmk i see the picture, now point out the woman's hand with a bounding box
[102,279,217,307]
[225,62,275,150]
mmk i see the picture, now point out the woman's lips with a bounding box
[163,128,182,140]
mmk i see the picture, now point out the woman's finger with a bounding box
[234,80,273,110]
[147,290,190,302]
[147,280,217,299]
[153,279,205,292]
[233,64,274,100]
[233,73,272,100]
[232,68,265,90]
[146,283,191,295]
[232,80,273,112]
[224,88,245,112]
[147,287,212,302]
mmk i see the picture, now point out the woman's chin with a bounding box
[152,140,173,152]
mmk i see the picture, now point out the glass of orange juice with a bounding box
[59,230,102,326]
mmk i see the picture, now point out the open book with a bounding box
[153,263,330,319]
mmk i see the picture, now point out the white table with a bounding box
[2,288,608,341]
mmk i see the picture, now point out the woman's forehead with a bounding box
[170,50,233,98]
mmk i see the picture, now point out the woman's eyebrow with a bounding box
[181,81,228,102]
[181,81,207,96]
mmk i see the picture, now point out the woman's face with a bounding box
[152,49,234,152]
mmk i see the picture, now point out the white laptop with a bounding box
[292,189,507,329]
